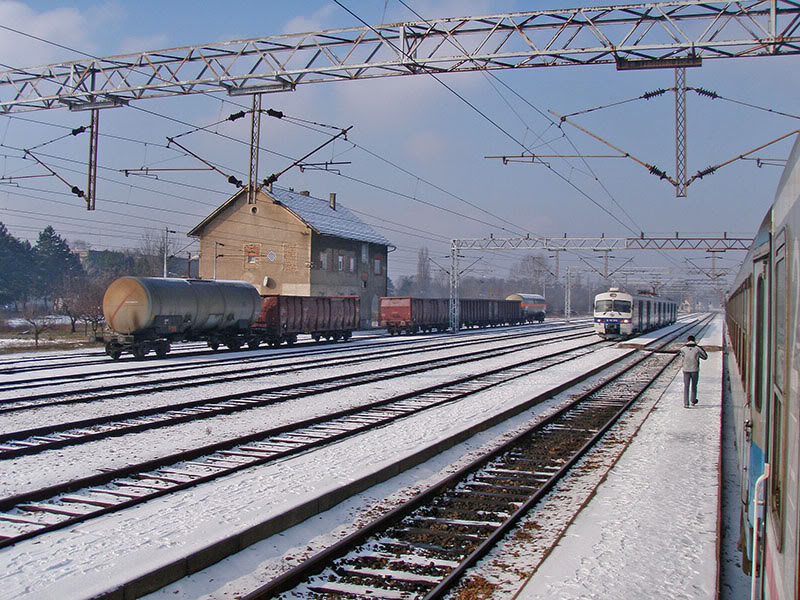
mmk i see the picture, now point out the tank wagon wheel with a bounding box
[133,342,151,360]
[343,331,352,341]
[333,333,342,342]
[312,334,321,342]
[248,339,260,350]
[208,341,220,351]
[105,342,122,361]
[227,339,242,351]
[155,342,170,358]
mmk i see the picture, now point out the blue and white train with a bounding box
[725,133,800,600]
[593,287,677,338]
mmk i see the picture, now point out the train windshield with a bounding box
[595,299,632,313]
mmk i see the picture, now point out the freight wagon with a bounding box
[505,293,546,322]
[102,277,359,359]
[251,295,359,347]
[380,297,523,335]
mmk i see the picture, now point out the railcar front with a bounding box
[593,289,634,338]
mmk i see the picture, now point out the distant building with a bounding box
[188,185,393,328]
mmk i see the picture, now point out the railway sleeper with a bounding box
[445,488,530,503]
[376,539,465,559]
[308,581,416,599]
[336,565,442,586]
[413,515,504,529]
[355,551,460,570]
[420,507,510,523]
[60,495,117,508]
[17,503,88,517]
[392,525,487,543]
[349,554,456,577]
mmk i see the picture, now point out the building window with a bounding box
[337,254,344,272]
[349,256,355,272]
[320,251,328,271]
[374,257,382,275]
[362,243,369,264]
[244,243,261,268]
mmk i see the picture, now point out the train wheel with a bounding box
[248,339,260,350]
[155,342,170,358]
[227,339,241,351]
[209,341,220,351]
[109,350,121,360]
[312,334,321,342]
[133,342,150,360]
[343,331,352,341]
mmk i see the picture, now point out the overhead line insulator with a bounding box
[641,88,668,100]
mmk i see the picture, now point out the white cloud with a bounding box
[284,4,338,34]
[0,1,97,67]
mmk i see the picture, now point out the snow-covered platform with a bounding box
[515,315,729,599]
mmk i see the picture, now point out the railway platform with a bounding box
[513,315,750,599]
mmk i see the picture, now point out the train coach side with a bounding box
[725,134,800,600]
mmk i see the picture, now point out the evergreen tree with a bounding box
[33,226,85,309]
[0,223,34,309]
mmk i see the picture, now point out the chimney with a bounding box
[299,190,310,196]
[329,192,337,210]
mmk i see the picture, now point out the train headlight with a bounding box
[623,319,631,323]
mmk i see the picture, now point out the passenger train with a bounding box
[725,133,800,600]
[593,287,677,338]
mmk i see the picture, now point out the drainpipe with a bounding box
[751,463,770,600]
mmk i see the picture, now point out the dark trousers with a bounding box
[683,371,699,406]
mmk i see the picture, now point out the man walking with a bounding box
[680,335,708,407]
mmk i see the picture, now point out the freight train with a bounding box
[102,277,358,359]
[379,296,526,335]
[725,134,800,600]
[505,293,546,322]
[593,287,677,338]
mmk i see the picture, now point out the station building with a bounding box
[188,185,393,329]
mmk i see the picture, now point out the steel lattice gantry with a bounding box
[1,1,800,112]
[448,234,752,331]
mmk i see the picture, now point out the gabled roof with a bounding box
[188,185,393,248]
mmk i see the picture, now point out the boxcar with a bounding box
[251,295,360,346]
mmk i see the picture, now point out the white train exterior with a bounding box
[593,287,677,338]
[725,134,800,600]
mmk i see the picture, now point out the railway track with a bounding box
[0,325,593,414]
[0,336,612,549]
[243,320,709,600]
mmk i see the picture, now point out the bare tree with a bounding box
[21,307,55,349]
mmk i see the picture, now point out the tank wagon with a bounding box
[725,133,800,599]
[103,277,262,359]
[102,277,361,359]
[506,293,546,322]
[593,287,677,338]
[380,297,523,335]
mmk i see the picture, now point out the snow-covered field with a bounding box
[0,318,743,599]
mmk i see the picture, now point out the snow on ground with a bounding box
[0,337,629,599]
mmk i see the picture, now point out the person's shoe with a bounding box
[684,403,689,408]
[692,400,698,405]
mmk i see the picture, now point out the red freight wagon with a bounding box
[380,297,522,334]
[380,297,449,334]
[251,295,360,346]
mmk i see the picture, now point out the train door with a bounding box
[745,256,770,577]
[769,231,788,552]
[638,300,643,332]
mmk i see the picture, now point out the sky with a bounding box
[0,0,798,291]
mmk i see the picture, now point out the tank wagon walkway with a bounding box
[515,315,749,599]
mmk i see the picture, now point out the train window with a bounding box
[774,257,787,393]
[613,300,631,313]
[754,274,766,413]
[595,299,613,312]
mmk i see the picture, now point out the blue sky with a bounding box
[1,1,798,287]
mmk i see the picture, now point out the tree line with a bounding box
[0,223,181,335]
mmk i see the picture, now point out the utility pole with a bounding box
[449,241,460,333]
[564,267,572,323]
[213,241,225,280]
[675,67,688,197]
[163,226,176,277]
